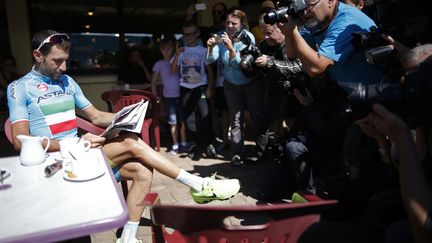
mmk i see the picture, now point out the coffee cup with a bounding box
[59,137,91,160]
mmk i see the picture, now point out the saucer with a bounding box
[63,152,105,182]
[64,169,105,182]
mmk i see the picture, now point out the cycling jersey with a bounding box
[7,68,92,139]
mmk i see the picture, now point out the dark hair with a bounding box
[32,29,71,55]
[160,34,176,46]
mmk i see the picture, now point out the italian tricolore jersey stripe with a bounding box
[40,100,77,135]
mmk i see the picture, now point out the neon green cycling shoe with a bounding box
[191,175,240,204]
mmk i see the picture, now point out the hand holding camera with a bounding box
[254,55,270,67]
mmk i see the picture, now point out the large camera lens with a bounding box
[263,7,289,25]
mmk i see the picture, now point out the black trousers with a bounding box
[181,86,214,148]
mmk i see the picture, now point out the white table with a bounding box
[0,149,128,243]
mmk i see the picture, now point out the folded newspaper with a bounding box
[100,99,149,139]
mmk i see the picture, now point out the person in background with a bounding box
[151,37,187,154]
[0,55,20,113]
[171,20,217,160]
[117,47,151,86]
[250,0,275,43]
[7,29,241,243]
[185,2,228,47]
[206,8,268,166]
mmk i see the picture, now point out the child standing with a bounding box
[151,37,187,154]
[171,20,216,160]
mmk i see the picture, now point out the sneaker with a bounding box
[170,144,179,155]
[231,155,243,167]
[205,144,217,158]
[190,175,241,203]
[116,238,142,243]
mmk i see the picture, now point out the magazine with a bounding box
[100,99,149,139]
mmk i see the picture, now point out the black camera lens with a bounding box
[263,7,289,25]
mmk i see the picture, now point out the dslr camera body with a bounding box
[263,0,308,25]
[235,30,263,76]
[352,27,398,65]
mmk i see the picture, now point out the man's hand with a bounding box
[278,15,297,36]
[293,88,314,106]
[220,32,234,50]
[368,104,410,142]
[82,133,106,148]
[356,117,386,140]
[255,55,269,67]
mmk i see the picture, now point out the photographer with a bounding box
[281,72,351,194]
[278,0,385,86]
[206,8,268,166]
[351,46,432,243]
[253,15,303,140]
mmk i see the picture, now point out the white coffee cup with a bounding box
[59,137,91,160]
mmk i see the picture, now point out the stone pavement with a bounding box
[90,145,293,243]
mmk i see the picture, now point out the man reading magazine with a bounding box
[7,29,240,243]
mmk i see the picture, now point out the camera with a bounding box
[239,45,262,73]
[211,33,223,44]
[352,26,400,70]
[280,72,308,95]
[365,46,397,65]
[234,30,263,76]
[352,27,390,49]
[345,61,432,127]
[263,0,308,25]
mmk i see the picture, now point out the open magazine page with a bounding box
[100,100,149,139]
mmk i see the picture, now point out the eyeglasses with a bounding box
[303,0,323,12]
[35,33,70,51]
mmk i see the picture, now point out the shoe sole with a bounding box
[193,193,237,204]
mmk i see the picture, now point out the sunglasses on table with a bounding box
[35,33,70,51]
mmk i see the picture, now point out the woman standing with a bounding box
[206,8,267,166]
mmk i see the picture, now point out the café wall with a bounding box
[5,0,237,112]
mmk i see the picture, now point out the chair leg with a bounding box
[120,180,129,199]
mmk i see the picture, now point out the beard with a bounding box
[304,19,319,29]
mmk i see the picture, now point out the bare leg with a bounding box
[117,160,153,221]
[170,124,178,145]
[103,133,181,179]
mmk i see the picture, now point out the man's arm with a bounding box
[282,24,334,77]
[81,105,114,128]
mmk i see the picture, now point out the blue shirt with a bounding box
[206,29,256,86]
[7,69,92,139]
[303,2,384,85]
